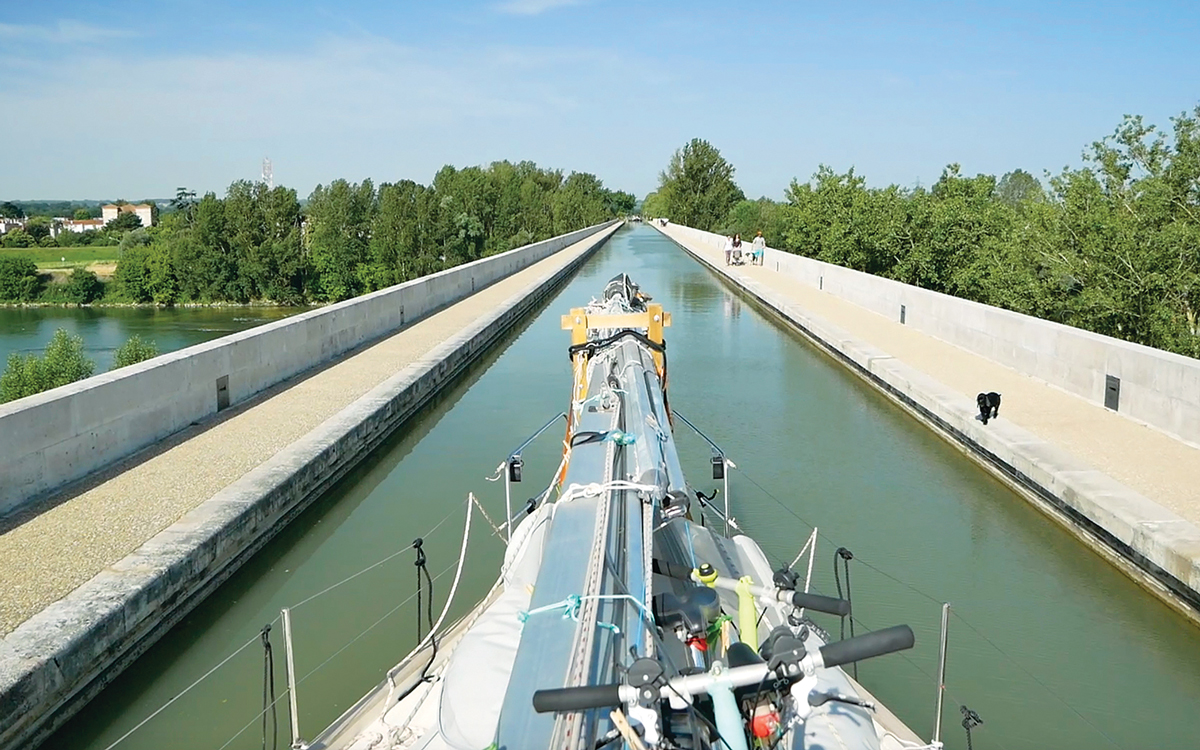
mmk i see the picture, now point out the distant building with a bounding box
[52,218,106,237]
[0,219,23,235]
[101,203,154,227]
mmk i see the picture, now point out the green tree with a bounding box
[995,169,1045,211]
[369,180,430,287]
[552,172,609,235]
[25,217,51,242]
[305,179,375,301]
[605,190,637,216]
[65,268,104,304]
[657,138,745,231]
[641,190,670,218]
[112,334,159,369]
[0,256,42,301]
[0,328,96,403]
[106,211,143,233]
[0,201,24,219]
[171,187,198,223]
[73,208,91,220]
[1,229,33,248]
[723,197,788,250]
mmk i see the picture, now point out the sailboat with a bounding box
[305,274,922,750]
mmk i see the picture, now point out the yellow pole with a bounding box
[736,576,759,651]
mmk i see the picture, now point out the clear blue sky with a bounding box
[2,0,1198,201]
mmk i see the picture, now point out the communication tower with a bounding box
[262,158,273,190]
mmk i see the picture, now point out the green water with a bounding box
[0,306,307,373]
[48,226,1200,749]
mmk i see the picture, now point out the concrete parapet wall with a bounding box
[0,221,619,518]
[658,223,1200,625]
[666,224,1200,446]
[0,222,621,750]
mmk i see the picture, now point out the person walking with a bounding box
[724,235,734,265]
[732,234,743,264]
[752,231,765,265]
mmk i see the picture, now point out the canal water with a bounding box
[0,306,305,373]
[50,226,1200,749]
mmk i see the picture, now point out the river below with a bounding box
[0,306,306,373]
[46,225,1200,750]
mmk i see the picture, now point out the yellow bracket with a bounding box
[561,304,672,372]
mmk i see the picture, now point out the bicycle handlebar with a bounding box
[791,590,851,617]
[531,625,915,713]
[818,625,914,669]
[532,683,629,713]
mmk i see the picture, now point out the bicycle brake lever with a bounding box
[807,691,876,711]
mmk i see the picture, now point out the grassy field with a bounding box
[0,246,120,269]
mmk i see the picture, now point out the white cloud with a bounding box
[495,0,587,16]
[0,34,659,197]
[0,20,134,44]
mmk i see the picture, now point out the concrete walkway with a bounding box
[0,230,609,636]
[657,223,1200,618]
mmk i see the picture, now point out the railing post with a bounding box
[933,602,950,748]
[281,607,305,749]
[503,463,513,543]
[723,458,731,536]
[803,527,818,594]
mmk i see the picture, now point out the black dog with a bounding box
[976,392,1001,425]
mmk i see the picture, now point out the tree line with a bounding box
[649,108,1200,359]
[120,161,631,305]
[0,160,635,306]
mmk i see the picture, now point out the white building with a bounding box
[0,219,23,235]
[101,203,154,227]
[51,218,106,237]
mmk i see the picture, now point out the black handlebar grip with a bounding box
[818,625,915,669]
[652,558,694,581]
[532,684,624,713]
[790,591,852,616]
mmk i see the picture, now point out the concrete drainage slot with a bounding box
[899,304,907,324]
[216,375,230,411]
[1105,375,1120,411]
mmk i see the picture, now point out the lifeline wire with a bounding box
[844,608,1014,750]
[101,623,276,750]
[217,563,458,750]
[108,503,462,750]
[288,505,458,611]
[736,461,1112,748]
[300,562,456,685]
[950,611,1121,749]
